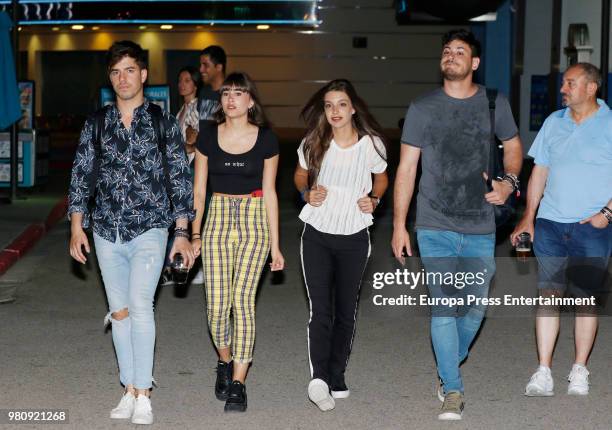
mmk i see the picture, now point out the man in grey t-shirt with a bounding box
[391,29,522,421]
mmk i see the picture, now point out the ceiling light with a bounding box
[71,25,84,30]
[160,24,173,30]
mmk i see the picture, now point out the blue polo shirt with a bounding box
[528,99,612,223]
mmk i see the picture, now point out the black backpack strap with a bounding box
[485,88,500,190]
[147,103,172,200]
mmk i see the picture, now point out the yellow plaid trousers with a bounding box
[201,195,270,363]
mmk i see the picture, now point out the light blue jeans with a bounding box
[93,228,167,389]
[416,229,496,394]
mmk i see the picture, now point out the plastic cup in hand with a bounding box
[171,254,189,285]
[515,232,532,262]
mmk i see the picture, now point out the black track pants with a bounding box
[300,223,370,385]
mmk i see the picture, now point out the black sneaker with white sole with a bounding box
[215,360,233,401]
[224,381,247,412]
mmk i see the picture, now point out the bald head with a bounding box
[568,62,602,90]
[561,63,600,109]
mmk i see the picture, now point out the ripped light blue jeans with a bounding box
[93,228,167,389]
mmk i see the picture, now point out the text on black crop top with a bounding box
[195,123,279,194]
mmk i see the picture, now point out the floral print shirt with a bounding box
[68,99,194,243]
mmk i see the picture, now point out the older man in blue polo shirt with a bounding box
[512,62,612,397]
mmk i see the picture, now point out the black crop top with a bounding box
[195,123,279,194]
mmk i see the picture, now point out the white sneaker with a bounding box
[308,379,335,411]
[191,268,204,285]
[131,396,154,425]
[525,366,554,396]
[109,392,135,419]
[567,364,590,395]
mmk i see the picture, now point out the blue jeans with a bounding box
[416,229,496,394]
[94,228,168,389]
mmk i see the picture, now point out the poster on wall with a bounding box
[18,81,35,130]
[100,85,171,111]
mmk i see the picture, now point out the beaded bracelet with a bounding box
[501,173,519,192]
[601,207,612,224]
[174,229,190,239]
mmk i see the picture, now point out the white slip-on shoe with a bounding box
[330,377,350,399]
[131,395,154,425]
[308,379,335,411]
[109,392,135,419]
[567,364,590,395]
[331,387,350,399]
[525,365,554,396]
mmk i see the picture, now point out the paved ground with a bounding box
[1,202,612,430]
[1,147,611,429]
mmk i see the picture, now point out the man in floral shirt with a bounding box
[68,40,194,425]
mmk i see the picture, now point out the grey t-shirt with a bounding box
[401,86,518,234]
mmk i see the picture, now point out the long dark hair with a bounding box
[213,72,269,127]
[300,79,387,186]
[177,65,201,93]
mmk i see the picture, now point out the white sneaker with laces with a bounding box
[525,365,554,396]
[109,392,135,419]
[567,364,590,395]
[191,268,204,285]
[308,379,335,411]
[131,395,154,425]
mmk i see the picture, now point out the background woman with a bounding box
[176,65,201,165]
[294,79,388,412]
[191,72,284,412]
[160,66,202,286]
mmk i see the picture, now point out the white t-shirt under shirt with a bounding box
[297,135,387,235]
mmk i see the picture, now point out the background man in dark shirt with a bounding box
[198,45,226,124]
[68,40,194,426]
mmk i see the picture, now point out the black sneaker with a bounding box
[215,361,233,401]
[159,270,175,287]
[224,381,247,412]
[331,376,350,399]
